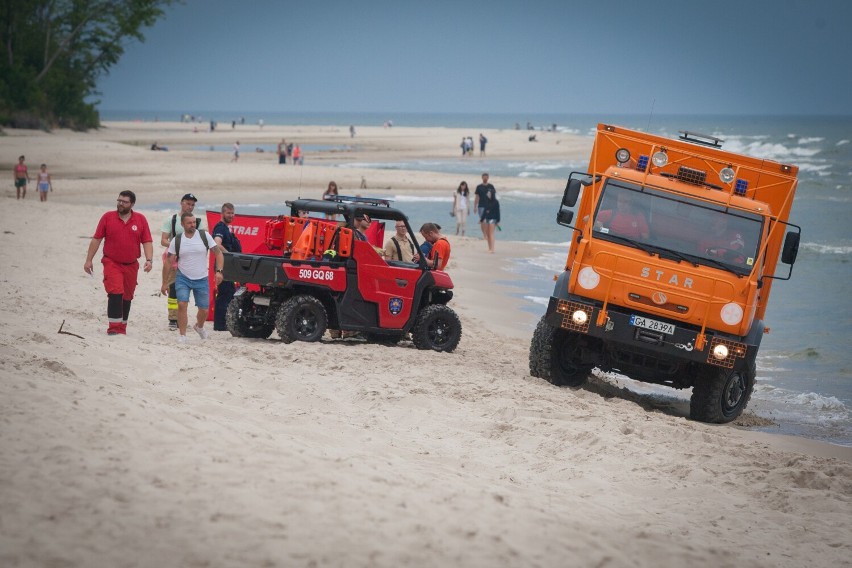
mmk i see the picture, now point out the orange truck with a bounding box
[529,123,801,423]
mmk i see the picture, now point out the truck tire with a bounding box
[275,295,327,344]
[411,304,462,352]
[530,315,589,387]
[689,359,756,423]
[225,294,274,338]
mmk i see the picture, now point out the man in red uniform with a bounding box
[420,223,451,270]
[84,190,154,335]
[595,190,649,240]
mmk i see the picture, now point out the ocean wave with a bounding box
[507,162,570,171]
[390,195,452,203]
[837,139,850,146]
[797,163,832,175]
[723,139,821,161]
[518,172,544,178]
[502,190,558,199]
[801,242,852,255]
[798,137,824,144]
[522,295,550,306]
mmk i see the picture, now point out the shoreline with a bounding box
[2,125,851,567]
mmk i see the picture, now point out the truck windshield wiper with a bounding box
[697,256,743,277]
[599,233,657,257]
[647,245,699,267]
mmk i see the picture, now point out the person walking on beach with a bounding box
[323,181,340,220]
[482,191,501,253]
[37,164,53,202]
[84,190,154,335]
[161,194,206,331]
[277,139,287,164]
[161,213,224,344]
[479,133,488,156]
[453,181,470,236]
[211,203,242,331]
[292,144,302,165]
[474,173,496,240]
[231,141,240,162]
[384,220,420,263]
[419,223,451,270]
[14,155,29,199]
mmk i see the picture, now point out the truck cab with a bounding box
[530,124,801,423]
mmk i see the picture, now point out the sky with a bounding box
[96,0,852,116]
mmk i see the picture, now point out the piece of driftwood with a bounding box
[58,320,84,339]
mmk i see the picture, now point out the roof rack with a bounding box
[331,194,394,207]
[678,130,724,149]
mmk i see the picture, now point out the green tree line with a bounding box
[1,0,176,130]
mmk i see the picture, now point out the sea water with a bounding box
[127,110,851,446]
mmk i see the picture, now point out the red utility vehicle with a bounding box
[222,196,461,352]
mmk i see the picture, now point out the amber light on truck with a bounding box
[556,299,592,333]
[707,337,747,368]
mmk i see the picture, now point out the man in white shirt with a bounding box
[161,212,224,343]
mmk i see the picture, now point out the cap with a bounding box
[181,193,197,202]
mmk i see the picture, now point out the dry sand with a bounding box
[1,123,850,567]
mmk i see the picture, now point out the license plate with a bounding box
[630,315,675,335]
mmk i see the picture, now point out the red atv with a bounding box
[222,196,462,352]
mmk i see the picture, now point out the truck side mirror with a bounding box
[557,210,575,226]
[781,232,800,264]
[562,179,582,207]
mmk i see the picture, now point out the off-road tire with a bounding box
[529,315,589,387]
[275,295,328,344]
[225,294,274,338]
[689,359,756,423]
[411,304,462,352]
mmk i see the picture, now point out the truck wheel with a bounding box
[225,294,274,338]
[529,315,551,377]
[275,295,327,344]
[411,304,462,352]
[530,316,589,387]
[689,360,756,423]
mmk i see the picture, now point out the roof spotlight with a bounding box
[651,150,668,167]
[615,148,631,164]
[720,166,736,184]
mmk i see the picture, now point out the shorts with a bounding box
[38,182,49,192]
[102,257,139,300]
[15,178,27,188]
[477,207,485,221]
[175,270,210,308]
[485,218,499,224]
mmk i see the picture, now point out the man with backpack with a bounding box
[160,194,206,330]
[161,212,224,344]
[383,220,420,263]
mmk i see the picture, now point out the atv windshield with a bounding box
[592,180,764,276]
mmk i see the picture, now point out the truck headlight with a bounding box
[719,166,736,184]
[720,302,744,325]
[572,310,588,325]
[615,148,631,164]
[712,344,729,360]
[652,150,668,167]
[578,267,600,290]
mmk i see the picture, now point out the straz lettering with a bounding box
[298,268,335,282]
[640,267,693,289]
[231,225,259,236]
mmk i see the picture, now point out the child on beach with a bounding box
[453,181,470,236]
[37,164,53,202]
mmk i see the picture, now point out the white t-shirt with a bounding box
[168,230,215,280]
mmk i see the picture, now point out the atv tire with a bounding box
[411,304,461,352]
[225,294,274,338]
[276,295,328,344]
[529,315,589,387]
[689,359,756,424]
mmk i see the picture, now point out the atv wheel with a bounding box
[530,316,589,387]
[411,304,461,352]
[275,295,328,344]
[225,294,274,338]
[690,360,756,423]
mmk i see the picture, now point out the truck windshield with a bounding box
[592,180,764,275]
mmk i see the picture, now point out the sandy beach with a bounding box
[1,122,850,567]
